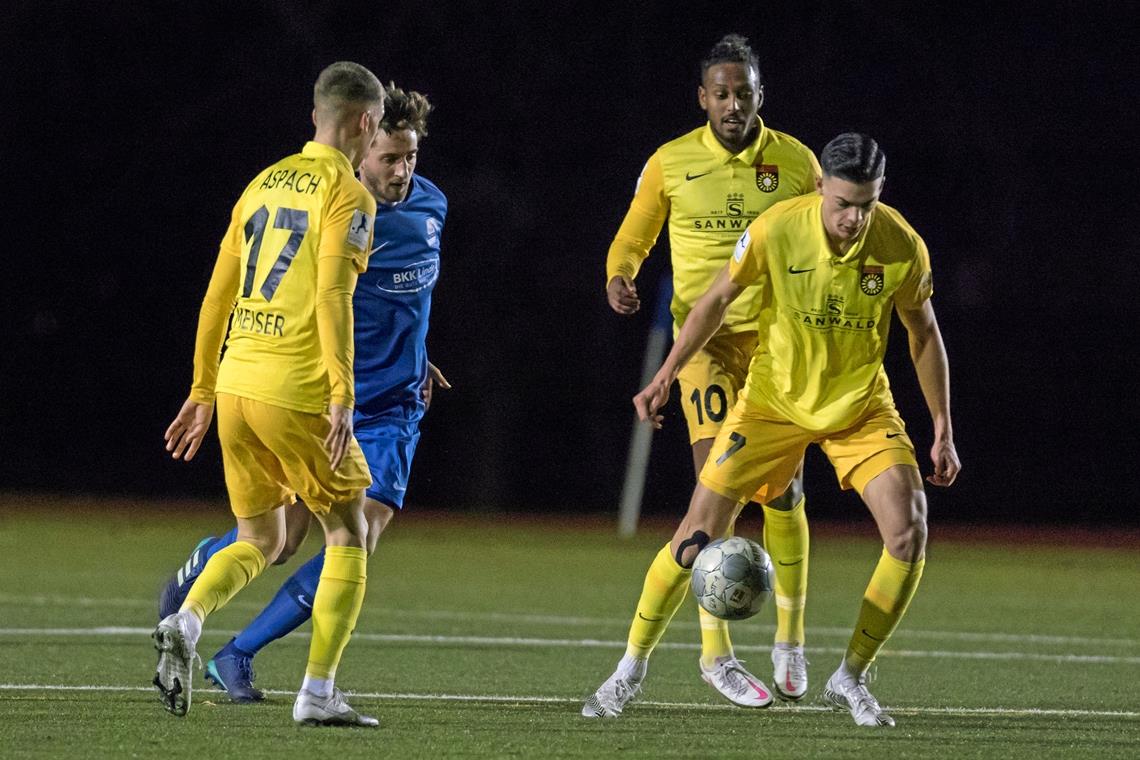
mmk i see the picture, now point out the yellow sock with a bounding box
[181,541,266,623]
[626,544,691,658]
[306,546,368,680]
[845,547,925,674]
[697,520,735,667]
[698,607,733,667]
[763,496,808,645]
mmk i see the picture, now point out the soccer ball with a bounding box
[690,537,774,620]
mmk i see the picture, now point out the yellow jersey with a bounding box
[728,194,933,431]
[192,141,376,414]
[606,120,820,334]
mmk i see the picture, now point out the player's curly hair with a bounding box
[700,34,762,85]
[380,82,432,138]
[820,133,886,183]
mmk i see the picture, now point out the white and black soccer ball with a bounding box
[690,536,775,620]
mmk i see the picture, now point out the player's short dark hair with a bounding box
[700,33,762,85]
[820,133,886,183]
[380,82,432,138]
[313,61,385,108]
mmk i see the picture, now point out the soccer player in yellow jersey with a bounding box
[585,133,960,727]
[602,34,819,708]
[156,61,386,727]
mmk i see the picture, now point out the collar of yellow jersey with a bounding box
[700,118,768,165]
[302,141,354,172]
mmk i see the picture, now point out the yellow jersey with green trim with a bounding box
[606,120,820,334]
[213,141,376,413]
[728,194,933,431]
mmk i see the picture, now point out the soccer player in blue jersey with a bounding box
[157,83,449,702]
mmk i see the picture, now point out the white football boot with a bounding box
[581,671,642,718]
[152,611,200,716]
[699,656,774,708]
[771,644,809,701]
[821,667,896,727]
[293,688,379,727]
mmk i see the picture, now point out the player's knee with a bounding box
[248,534,285,565]
[273,539,300,565]
[885,496,928,561]
[765,477,804,512]
[672,529,711,569]
[363,500,395,555]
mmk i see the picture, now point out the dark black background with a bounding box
[3,2,1137,525]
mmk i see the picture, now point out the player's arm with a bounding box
[605,153,668,314]
[421,361,452,411]
[633,222,766,427]
[316,184,376,469]
[896,299,960,486]
[165,210,243,461]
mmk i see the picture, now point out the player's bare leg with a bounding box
[155,508,284,716]
[584,484,743,717]
[823,465,927,727]
[684,440,774,707]
[764,465,810,701]
[293,491,378,727]
[363,498,396,555]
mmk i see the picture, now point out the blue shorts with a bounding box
[355,418,421,509]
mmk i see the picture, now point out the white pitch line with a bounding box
[0,593,1136,649]
[0,683,1137,720]
[1,627,1138,665]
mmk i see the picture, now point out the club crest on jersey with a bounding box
[726,193,745,217]
[755,164,779,193]
[860,265,885,296]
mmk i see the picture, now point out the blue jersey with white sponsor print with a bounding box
[352,174,447,424]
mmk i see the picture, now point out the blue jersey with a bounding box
[352,174,447,425]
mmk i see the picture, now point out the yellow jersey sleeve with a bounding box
[728,216,771,286]
[893,234,934,309]
[188,200,244,404]
[605,153,668,283]
[319,179,376,272]
[315,255,359,407]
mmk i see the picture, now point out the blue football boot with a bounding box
[157,536,216,620]
[205,639,265,703]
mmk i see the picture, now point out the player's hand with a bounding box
[422,362,452,411]
[633,372,672,429]
[164,398,215,462]
[926,437,960,487]
[607,275,640,315]
[325,403,355,471]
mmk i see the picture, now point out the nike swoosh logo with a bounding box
[861,628,885,642]
[777,558,803,566]
[370,241,390,254]
[637,613,664,622]
[297,594,313,610]
[788,266,815,274]
[886,432,905,439]
[685,171,712,181]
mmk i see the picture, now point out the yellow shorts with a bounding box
[698,396,919,503]
[676,331,757,444]
[216,393,371,519]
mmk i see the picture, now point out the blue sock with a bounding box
[204,528,238,561]
[231,548,326,656]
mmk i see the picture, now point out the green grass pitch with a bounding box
[1,497,1137,758]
